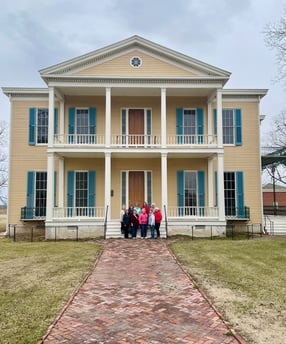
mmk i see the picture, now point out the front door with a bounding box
[129,171,145,207]
[129,109,144,145]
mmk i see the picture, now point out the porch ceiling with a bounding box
[54,85,216,98]
[54,150,217,159]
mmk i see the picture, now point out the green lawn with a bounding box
[169,237,286,344]
[0,239,102,344]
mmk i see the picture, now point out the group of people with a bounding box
[120,202,162,239]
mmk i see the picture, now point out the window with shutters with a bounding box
[37,109,48,144]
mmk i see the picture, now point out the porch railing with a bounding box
[53,207,105,218]
[167,206,219,217]
[54,134,105,145]
[225,206,250,219]
[111,134,160,146]
[167,134,217,146]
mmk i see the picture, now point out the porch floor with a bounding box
[40,239,244,343]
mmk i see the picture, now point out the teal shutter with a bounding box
[177,171,184,216]
[27,171,35,208]
[26,171,34,219]
[88,171,95,216]
[197,108,204,144]
[236,171,244,218]
[176,108,183,144]
[147,109,151,144]
[213,109,217,136]
[215,171,218,207]
[89,107,96,144]
[29,108,36,145]
[68,108,75,143]
[67,171,74,216]
[198,171,205,216]
[54,171,57,207]
[235,109,242,146]
[198,171,205,207]
[54,108,58,135]
[122,109,126,144]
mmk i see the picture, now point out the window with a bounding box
[224,172,236,216]
[68,107,96,144]
[176,108,204,144]
[214,108,242,145]
[177,171,205,216]
[67,171,96,217]
[35,172,47,216]
[184,109,196,144]
[76,109,89,143]
[37,109,48,144]
[75,171,88,208]
[223,109,234,144]
[184,171,197,215]
[29,107,58,145]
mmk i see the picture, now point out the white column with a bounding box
[105,152,111,220]
[161,88,166,147]
[105,87,111,147]
[58,158,64,208]
[207,101,212,144]
[46,152,54,221]
[161,153,168,211]
[217,153,225,220]
[60,100,64,141]
[216,88,223,148]
[48,87,55,148]
[208,158,214,208]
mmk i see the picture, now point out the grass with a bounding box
[0,214,6,232]
[0,239,102,344]
[169,237,286,343]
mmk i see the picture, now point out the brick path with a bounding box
[40,239,244,344]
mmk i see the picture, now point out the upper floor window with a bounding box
[68,107,96,144]
[37,108,48,144]
[176,108,204,144]
[214,108,242,146]
[28,107,58,146]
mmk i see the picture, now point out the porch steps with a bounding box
[105,221,167,239]
[265,216,286,235]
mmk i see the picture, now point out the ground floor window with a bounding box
[224,172,236,216]
[177,170,205,216]
[224,171,245,217]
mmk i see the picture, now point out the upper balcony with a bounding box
[53,133,218,149]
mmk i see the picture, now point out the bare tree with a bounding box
[0,120,8,204]
[264,8,286,83]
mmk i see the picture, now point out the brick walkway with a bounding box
[40,239,244,344]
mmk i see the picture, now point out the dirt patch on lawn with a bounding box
[196,277,286,344]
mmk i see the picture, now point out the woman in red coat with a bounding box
[154,208,162,238]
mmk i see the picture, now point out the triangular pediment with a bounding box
[39,35,231,80]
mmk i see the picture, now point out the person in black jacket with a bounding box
[122,209,130,239]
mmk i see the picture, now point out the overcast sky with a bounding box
[0,0,285,141]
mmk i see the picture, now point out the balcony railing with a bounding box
[21,207,46,221]
[53,134,218,148]
[225,207,250,219]
[53,207,105,219]
[54,134,105,145]
[111,134,160,146]
[167,134,217,146]
[167,206,219,217]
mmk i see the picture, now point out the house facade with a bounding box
[2,36,267,238]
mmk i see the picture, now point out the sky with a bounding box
[0,0,285,142]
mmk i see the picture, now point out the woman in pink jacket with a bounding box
[139,208,148,239]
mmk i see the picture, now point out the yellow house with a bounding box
[2,36,267,238]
